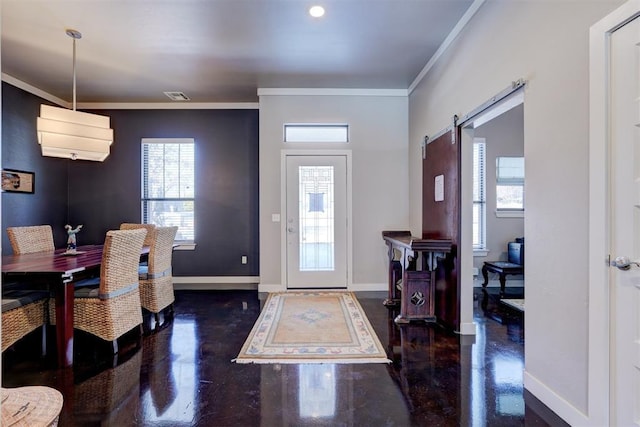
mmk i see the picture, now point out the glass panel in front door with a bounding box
[298,166,335,271]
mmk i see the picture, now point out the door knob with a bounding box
[611,256,640,270]
[287,227,295,233]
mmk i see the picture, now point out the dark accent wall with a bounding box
[2,82,260,277]
[2,83,69,250]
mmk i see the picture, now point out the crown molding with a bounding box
[2,74,258,109]
[408,0,486,94]
[257,88,408,97]
[2,73,69,107]
[76,102,259,110]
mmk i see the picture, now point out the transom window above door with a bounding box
[284,124,349,143]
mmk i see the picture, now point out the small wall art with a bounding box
[1,169,34,193]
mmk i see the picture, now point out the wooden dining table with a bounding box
[2,244,150,368]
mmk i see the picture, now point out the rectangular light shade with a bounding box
[37,105,113,161]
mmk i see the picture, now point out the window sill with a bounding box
[473,249,489,257]
[174,243,196,251]
[495,210,524,218]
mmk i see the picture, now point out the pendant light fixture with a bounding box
[36,29,113,161]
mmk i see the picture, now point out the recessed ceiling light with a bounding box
[309,5,325,18]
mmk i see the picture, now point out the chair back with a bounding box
[148,226,178,275]
[119,223,156,247]
[100,229,147,298]
[507,242,524,266]
[7,225,55,254]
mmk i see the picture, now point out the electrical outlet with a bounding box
[241,255,247,264]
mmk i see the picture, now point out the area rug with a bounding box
[233,291,390,364]
[501,298,525,312]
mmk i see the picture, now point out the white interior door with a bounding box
[285,155,348,289]
[610,13,640,426]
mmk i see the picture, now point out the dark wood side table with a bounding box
[382,231,453,324]
[481,262,523,296]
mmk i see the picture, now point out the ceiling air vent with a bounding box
[163,91,190,101]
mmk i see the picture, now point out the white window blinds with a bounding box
[141,138,195,242]
[496,156,524,210]
[473,140,486,249]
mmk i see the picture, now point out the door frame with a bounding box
[458,87,525,336]
[280,149,353,290]
[589,1,640,425]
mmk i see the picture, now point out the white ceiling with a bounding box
[1,0,475,104]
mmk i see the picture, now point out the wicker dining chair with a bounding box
[73,228,147,354]
[4,225,54,349]
[119,223,156,248]
[7,225,55,254]
[139,226,178,326]
[1,290,49,352]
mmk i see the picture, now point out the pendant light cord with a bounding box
[65,29,82,111]
[72,35,76,111]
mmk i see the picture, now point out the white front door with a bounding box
[610,12,640,426]
[285,155,348,289]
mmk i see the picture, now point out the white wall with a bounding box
[259,91,409,291]
[408,0,624,424]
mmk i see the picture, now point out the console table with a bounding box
[382,231,453,324]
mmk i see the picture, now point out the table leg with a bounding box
[482,265,489,287]
[499,274,506,297]
[384,260,402,307]
[383,241,401,307]
[54,278,74,367]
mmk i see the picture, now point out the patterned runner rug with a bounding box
[233,291,390,364]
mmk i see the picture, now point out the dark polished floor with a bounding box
[2,288,567,426]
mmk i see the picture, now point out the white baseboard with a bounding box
[473,279,524,288]
[173,276,259,284]
[458,321,477,336]
[257,282,387,293]
[524,371,588,426]
[258,283,285,293]
[348,283,387,292]
[173,282,258,290]
[173,280,384,293]
[173,276,259,290]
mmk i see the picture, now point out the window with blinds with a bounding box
[141,138,195,242]
[473,139,486,250]
[496,156,525,211]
